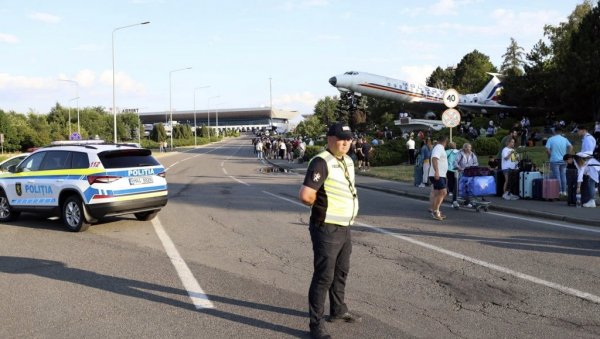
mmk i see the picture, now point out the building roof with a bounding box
[139,107,301,124]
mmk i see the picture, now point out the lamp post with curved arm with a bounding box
[207,95,220,141]
[194,85,210,147]
[59,79,80,135]
[112,21,150,143]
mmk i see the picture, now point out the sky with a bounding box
[0,0,585,121]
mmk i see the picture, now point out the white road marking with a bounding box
[152,217,214,309]
[486,211,600,234]
[229,176,249,186]
[263,190,600,305]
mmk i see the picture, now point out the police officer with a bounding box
[299,122,361,339]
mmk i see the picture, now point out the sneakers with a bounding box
[583,200,596,208]
[452,201,460,208]
[327,312,362,323]
[418,183,426,188]
[310,324,332,339]
[503,192,519,200]
[465,203,473,208]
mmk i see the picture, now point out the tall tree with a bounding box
[562,0,600,121]
[294,114,325,139]
[453,50,497,93]
[500,37,525,77]
[313,96,338,126]
[426,66,454,89]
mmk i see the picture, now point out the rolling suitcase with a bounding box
[566,168,578,206]
[541,162,560,200]
[520,171,542,199]
[532,178,543,200]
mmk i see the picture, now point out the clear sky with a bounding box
[0,0,585,120]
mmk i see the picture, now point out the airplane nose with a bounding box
[329,76,337,86]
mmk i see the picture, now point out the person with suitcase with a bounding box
[501,138,520,200]
[453,142,479,208]
[574,152,600,208]
[545,126,573,196]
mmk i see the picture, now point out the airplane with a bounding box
[328,71,516,116]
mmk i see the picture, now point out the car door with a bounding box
[6,152,46,207]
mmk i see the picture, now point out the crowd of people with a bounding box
[411,120,599,219]
[253,136,309,162]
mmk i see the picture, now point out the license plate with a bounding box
[129,176,153,185]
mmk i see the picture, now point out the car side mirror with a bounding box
[7,165,16,173]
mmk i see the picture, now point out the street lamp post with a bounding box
[207,95,220,141]
[68,97,79,138]
[112,21,150,143]
[59,79,80,135]
[169,67,192,150]
[194,86,210,147]
[215,102,226,137]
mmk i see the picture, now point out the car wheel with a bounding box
[134,210,159,221]
[0,190,20,222]
[62,195,91,232]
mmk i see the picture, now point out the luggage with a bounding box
[532,178,544,200]
[520,171,542,199]
[463,166,491,177]
[566,168,578,206]
[541,162,560,200]
[414,165,423,186]
[458,175,496,197]
[518,152,533,171]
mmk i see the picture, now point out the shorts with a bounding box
[429,176,447,190]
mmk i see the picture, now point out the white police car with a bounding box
[0,141,168,232]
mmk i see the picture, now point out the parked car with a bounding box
[0,153,30,172]
[0,141,167,232]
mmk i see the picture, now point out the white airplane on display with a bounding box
[328,71,516,116]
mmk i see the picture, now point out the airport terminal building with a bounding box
[138,107,300,135]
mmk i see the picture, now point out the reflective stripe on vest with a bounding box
[315,151,359,226]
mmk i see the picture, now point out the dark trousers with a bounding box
[408,149,415,165]
[447,171,457,201]
[308,222,352,328]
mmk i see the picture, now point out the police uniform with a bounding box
[303,147,359,332]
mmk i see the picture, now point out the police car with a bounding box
[0,140,168,232]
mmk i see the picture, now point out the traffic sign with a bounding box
[443,88,459,108]
[70,132,82,141]
[441,108,461,128]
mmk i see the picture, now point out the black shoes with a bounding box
[327,311,362,323]
[310,324,332,339]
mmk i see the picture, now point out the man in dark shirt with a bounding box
[299,122,361,339]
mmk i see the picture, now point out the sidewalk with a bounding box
[265,158,600,227]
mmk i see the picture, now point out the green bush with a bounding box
[450,136,469,149]
[371,147,403,166]
[472,136,500,156]
[303,145,324,161]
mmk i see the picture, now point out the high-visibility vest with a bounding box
[312,150,359,226]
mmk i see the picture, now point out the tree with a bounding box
[453,50,498,93]
[500,37,525,77]
[294,114,325,139]
[313,96,338,126]
[426,66,454,89]
[562,0,600,121]
[150,123,167,143]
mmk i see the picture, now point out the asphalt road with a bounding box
[1,135,599,338]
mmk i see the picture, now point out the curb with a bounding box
[266,160,598,227]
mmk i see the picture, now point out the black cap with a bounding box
[327,122,353,140]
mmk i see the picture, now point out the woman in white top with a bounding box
[501,138,519,200]
[574,152,599,207]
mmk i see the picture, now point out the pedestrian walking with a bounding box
[501,138,520,200]
[419,138,432,187]
[406,136,416,165]
[429,135,449,220]
[299,122,361,339]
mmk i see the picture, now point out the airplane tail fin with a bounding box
[477,73,504,103]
